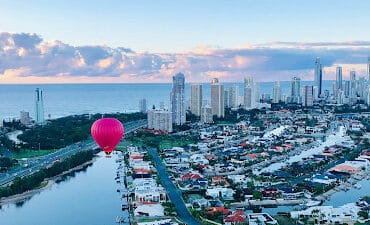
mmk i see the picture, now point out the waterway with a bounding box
[0,152,124,225]
[260,175,370,215]
[147,148,200,225]
[258,126,347,174]
[0,150,369,224]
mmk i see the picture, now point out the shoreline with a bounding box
[0,156,98,206]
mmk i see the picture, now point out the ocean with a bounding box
[0,81,333,120]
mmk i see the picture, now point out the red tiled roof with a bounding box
[181,173,202,180]
[206,207,229,215]
[224,211,246,223]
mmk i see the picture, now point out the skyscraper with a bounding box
[303,85,314,107]
[367,56,370,81]
[35,88,44,125]
[290,77,301,103]
[350,70,356,99]
[314,57,323,98]
[139,98,147,113]
[343,80,350,97]
[254,83,260,103]
[224,89,229,108]
[228,85,239,108]
[336,66,343,90]
[244,76,257,109]
[272,81,281,103]
[170,73,186,125]
[244,85,252,108]
[190,83,202,116]
[211,78,225,118]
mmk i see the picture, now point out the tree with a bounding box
[358,210,369,219]
[253,191,263,200]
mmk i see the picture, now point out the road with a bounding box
[147,147,200,225]
[0,119,147,186]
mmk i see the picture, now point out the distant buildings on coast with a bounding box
[146,56,370,132]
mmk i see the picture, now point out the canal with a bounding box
[147,147,200,225]
[0,152,124,225]
[1,149,369,225]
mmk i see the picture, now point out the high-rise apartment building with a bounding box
[350,70,357,99]
[314,57,323,98]
[147,109,173,132]
[211,79,225,117]
[272,81,281,103]
[190,84,202,116]
[224,89,229,108]
[20,111,31,126]
[139,98,147,113]
[244,76,258,109]
[35,88,44,125]
[290,77,301,103]
[303,85,314,107]
[367,56,370,81]
[170,73,186,125]
[228,85,239,108]
[336,66,343,91]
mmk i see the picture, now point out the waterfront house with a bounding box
[137,219,178,225]
[181,172,202,182]
[247,213,278,225]
[290,203,360,224]
[211,176,229,186]
[206,206,229,216]
[133,178,167,203]
[206,187,235,200]
[311,174,337,185]
[134,203,165,217]
[224,210,247,225]
[190,154,209,165]
[261,187,279,198]
[227,175,246,184]
[329,160,367,175]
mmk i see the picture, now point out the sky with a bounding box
[0,0,370,83]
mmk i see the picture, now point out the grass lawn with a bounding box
[274,215,299,225]
[12,149,56,159]
[115,145,127,151]
[159,139,194,150]
[216,121,235,126]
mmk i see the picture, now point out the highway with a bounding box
[0,119,147,186]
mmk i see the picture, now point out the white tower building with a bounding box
[190,84,202,116]
[35,88,45,125]
[170,73,186,125]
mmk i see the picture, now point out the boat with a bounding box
[115,216,125,223]
[121,203,129,210]
[304,193,312,199]
[354,183,362,189]
[305,200,322,207]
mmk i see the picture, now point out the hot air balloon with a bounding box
[91,118,124,155]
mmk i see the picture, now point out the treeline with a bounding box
[15,112,146,151]
[126,131,199,149]
[0,157,17,172]
[0,151,95,198]
[2,120,26,130]
[0,136,17,151]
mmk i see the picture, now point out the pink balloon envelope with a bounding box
[91,118,124,154]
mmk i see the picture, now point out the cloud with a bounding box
[0,32,369,83]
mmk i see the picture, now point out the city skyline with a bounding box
[2,2,370,225]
